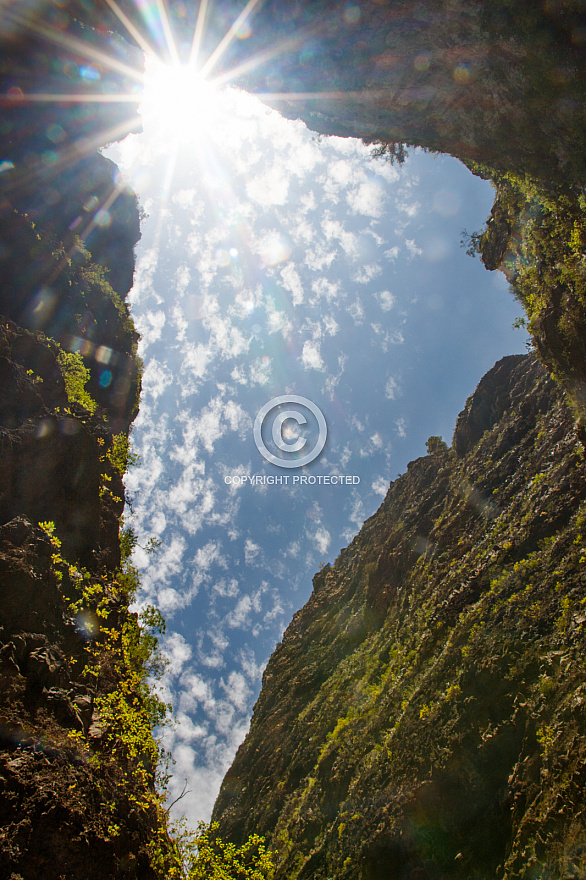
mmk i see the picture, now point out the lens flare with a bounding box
[141,57,224,144]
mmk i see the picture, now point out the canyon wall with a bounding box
[207,0,586,186]
[0,5,180,877]
[213,354,586,879]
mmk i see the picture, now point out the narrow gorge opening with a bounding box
[0,2,585,879]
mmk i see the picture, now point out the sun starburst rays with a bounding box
[2,5,145,85]
[198,0,263,80]
[1,0,375,165]
[189,0,210,69]
[103,0,158,58]
[141,56,225,145]
[0,0,383,322]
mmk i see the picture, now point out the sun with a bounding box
[141,56,224,144]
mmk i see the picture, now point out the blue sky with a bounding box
[105,67,526,824]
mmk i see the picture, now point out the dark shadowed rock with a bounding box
[453,354,530,455]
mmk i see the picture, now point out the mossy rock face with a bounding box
[0,519,168,880]
[0,323,175,877]
[0,323,174,877]
[213,354,586,879]
[0,10,178,877]
[468,169,586,428]
[0,209,142,434]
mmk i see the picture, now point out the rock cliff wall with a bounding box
[213,354,586,879]
[0,6,180,878]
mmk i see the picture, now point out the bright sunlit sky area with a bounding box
[104,51,527,825]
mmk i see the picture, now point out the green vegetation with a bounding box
[39,516,274,879]
[108,431,141,475]
[57,348,97,413]
[177,821,274,880]
[363,139,409,166]
[425,435,448,455]
[464,165,586,425]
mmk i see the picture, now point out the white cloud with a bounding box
[339,444,352,469]
[142,358,173,401]
[265,302,292,338]
[348,300,364,323]
[126,244,159,307]
[193,397,227,453]
[246,165,290,206]
[305,242,337,272]
[145,533,186,586]
[162,631,193,678]
[179,673,216,714]
[311,526,331,555]
[225,594,253,629]
[172,189,200,211]
[385,376,401,399]
[137,309,166,351]
[221,671,252,712]
[287,140,322,178]
[154,586,185,615]
[238,648,265,682]
[194,541,223,571]
[263,592,285,624]
[323,313,339,336]
[347,180,385,217]
[405,238,423,257]
[196,627,229,670]
[244,539,260,565]
[280,263,304,306]
[203,312,250,360]
[398,200,420,218]
[301,340,324,371]
[150,510,167,535]
[354,263,382,284]
[164,466,205,513]
[372,476,388,497]
[183,342,211,383]
[347,491,366,530]
[212,578,239,598]
[175,712,207,742]
[223,400,250,435]
[171,303,188,341]
[311,277,341,303]
[322,216,358,259]
[376,290,395,311]
[165,738,246,827]
[387,329,405,346]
